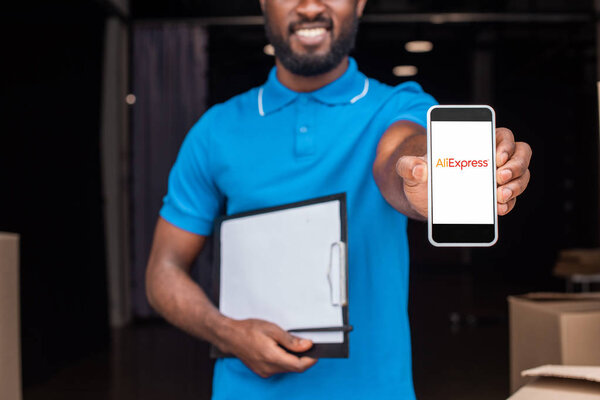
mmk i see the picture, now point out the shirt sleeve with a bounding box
[386,81,438,129]
[159,108,225,235]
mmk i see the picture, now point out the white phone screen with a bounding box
[430,121,495,224]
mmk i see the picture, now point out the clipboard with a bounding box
[210,193,351,358]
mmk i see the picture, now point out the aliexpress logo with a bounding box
[436,158,489,170]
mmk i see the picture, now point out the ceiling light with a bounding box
[392,65,418,77]
[405,40,433,53]
[263,44,275,56]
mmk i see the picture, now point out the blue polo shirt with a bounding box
[160,57,437,400]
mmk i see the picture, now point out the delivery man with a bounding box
[145,0,532,398]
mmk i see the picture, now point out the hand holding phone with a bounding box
[494,128,532,216]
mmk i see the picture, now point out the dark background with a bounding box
[1,0,598,399]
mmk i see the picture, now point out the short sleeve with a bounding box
[159,109,224,235]
[386,81,438,129]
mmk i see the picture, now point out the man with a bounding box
[146,0,532,398]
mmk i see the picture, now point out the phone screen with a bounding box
[428,106,497,246]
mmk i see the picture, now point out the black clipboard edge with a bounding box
[210,193,350,359]
[210,342,348,359]
[218,193,346,223]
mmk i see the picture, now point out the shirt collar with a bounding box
[258,57,369,116]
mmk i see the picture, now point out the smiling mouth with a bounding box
[295,27,328,38]
[290,23,331,47]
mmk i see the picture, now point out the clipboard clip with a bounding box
[328,241,347,307]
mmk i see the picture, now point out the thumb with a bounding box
[270,326,313,353]
[396,156,427,187]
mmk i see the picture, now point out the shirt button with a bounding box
[299,126,308,133]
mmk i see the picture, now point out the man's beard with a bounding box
[264,14,359,77]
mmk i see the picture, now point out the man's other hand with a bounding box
[221,318,318,378]
[395,127,531,218]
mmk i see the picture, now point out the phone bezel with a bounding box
[427,105,498,247]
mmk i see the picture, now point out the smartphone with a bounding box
[427,105,498,247]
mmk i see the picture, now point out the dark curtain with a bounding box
[132,23,209,318]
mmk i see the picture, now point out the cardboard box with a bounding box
[508,365,600,399]
[0,233,21,400]
[553,248,600,277]
[508,293,600,392]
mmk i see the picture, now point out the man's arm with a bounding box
[145,217,318,378]
[372,121,532,218]
[372,120,428,219]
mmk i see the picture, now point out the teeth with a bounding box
[295,28,327,38]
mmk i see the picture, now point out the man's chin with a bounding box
[288,44,332,60]
[278,55,343,77]
[272,32,353,76]
[289,51,333,64]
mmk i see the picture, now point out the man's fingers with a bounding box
[285,356,318,372]
[498,198,516,216]
[496,127,516,167]
[298,356,318,370]
[265,344,318,374]
[497,169,530,203]
[265,325,317,373]
[396,156,427,186]
[496,142,532,185]
[266,323,313,353]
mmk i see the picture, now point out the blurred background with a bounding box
[0,0,598,399]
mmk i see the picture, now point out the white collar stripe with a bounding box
[350,78,369,104]
[259,77,369,116]
[258,87,265,116]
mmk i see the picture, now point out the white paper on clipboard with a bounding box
[219,198,346,344]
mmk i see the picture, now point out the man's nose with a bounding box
[295,0,327,20]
